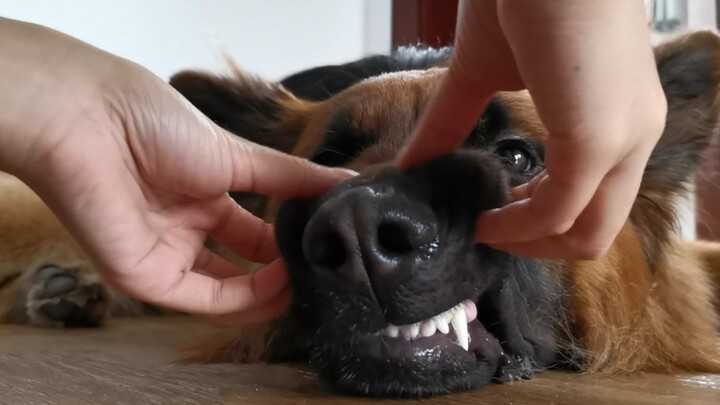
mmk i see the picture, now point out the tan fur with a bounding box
[569,227,720,374]
[0,172,151,323]
[496,91,549,142]
[180,321,276,364]
[0,173,87,274]
[678,239,720,316]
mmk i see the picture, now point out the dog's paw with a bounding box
[23,264,109,327]
[492,352,535,383]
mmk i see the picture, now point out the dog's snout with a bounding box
[302,185,437,289]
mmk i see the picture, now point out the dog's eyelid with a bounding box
[494,135,543,157]
[494,133,533,146]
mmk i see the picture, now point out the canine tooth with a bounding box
[451,305,470,351]
[420,320,437,337]
[384,325,399,338]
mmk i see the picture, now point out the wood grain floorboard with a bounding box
[0,317,718,405]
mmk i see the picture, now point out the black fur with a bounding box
[170,71,296,154]
[631,33,720,262]
[280,46,452,101]
[463,98,512,147]
[274,152,561,397]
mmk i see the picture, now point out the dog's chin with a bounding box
[293,292,510,398]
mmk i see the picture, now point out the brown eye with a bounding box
[495,146,532,172]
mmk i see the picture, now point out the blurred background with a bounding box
[0,0,392,81]
[2,0,714,81]
[2,0,717,240]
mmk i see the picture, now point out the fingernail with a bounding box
[337,168,360,177]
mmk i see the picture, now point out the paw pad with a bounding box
[24,264,109,327]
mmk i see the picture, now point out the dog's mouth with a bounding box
[378,300,477,347]
[296,289,522,397]
[370,300,502,360]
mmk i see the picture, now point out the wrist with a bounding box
[0,18,125,177]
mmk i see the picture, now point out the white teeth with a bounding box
[409,323,420,338]
[400,323,420,339]
[420,320,436,337]
[436,318,450,334]
[439,308,455,323]
[450,303,470,351]
[378,301,474,351]
[385,325,399,338]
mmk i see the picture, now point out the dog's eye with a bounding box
[494,141,534,172]
[311,150,353,167]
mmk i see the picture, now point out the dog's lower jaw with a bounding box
[308,338,499,398]
[280,292,554,398]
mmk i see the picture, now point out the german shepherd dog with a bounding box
[1,31,720,398]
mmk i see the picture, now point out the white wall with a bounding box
[0,0,391,81]
[688,0,718,29]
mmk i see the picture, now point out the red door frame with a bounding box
[392,0,459,47]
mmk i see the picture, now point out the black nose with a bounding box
[302,185,437,287]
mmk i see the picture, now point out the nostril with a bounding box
[377,222,414,255]
[307,233,347,269]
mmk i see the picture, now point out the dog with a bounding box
[169,30,720,397]
[0,30,719,398]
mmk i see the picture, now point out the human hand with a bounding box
[0,18,352,322]
[396,0,667,259]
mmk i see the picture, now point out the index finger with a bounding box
[396,71,493,168]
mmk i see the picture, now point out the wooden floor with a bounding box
[0,317,718,405]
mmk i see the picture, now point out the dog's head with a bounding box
[171,32,720,397]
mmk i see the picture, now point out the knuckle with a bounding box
[576,244,611,260]
[566,235,613,260]
[640,105,667,144]
[548,218,575,235]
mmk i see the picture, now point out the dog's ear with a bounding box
[279,46,451,101]
[169,68,314,154]
[645,30,720,194]
[169,68,317,217]
[632,31,720,259]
